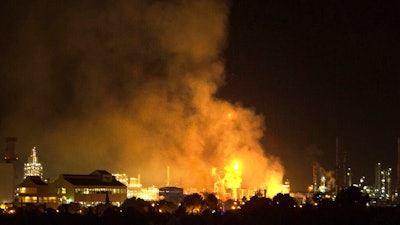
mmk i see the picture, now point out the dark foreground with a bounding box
[1,206,400,225]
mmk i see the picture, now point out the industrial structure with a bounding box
[372,163,392,201]
[24,147,43,179]
[113,173,159,201]
[16,176,57,208]
[3,135,400,208]
[0,137,18,203]
[159,186,184,205]
[50,170,127,207]
[3,137,18,163]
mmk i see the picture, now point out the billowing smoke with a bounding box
[0,0,284,194]
[314,164,335,192]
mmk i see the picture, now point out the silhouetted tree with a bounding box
[312,191,334,207]
[242,196,272,212]
[204,193,219,211]
[273,193,297,208]
[158,199,179,214]
[223,199,236,211]
[122,197,150,214]
[336,185,370,207]
[182,193,203,214]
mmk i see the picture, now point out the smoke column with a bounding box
[0,0,284,195]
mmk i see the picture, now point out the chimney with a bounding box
[335,136,340,195]
[4,137,18,163]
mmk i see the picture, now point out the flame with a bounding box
[227,113,233,120]
[213,160,243,200]
[233,161,239,170]
[213,159,284,200]
[224,161,242,190]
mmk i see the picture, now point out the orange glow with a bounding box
[262,174,285,198]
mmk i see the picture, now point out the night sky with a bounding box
[0,1,399,192]
[221,0,400,190]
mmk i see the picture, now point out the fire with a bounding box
[227,112,233,120]
[224,161,242,190]
[213,160,243,201]
[212,159,284,200]
[233,161,239,170]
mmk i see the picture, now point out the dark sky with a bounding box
[0,0,399,192]
[221,0,400,190]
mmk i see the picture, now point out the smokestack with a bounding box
[397,137,400,192]
[312,164,317,192]
[342,151,347,187]
[4,137,18,163]
[167,166,170,186]
[335,136,340,195]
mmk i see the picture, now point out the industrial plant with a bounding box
[1,136,400,212]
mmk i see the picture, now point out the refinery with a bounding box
[1,136,400,211]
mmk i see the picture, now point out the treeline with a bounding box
[1,187,400,225]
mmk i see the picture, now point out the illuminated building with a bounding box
[50,170,127,207]
[318,176,327,193]
[373,163,392,201]
[113,173,159,201]
[134,186,159,201]
[16,176,57,209]
[113,173,143,199]
[24,147,43,179]
[375,163,382,194]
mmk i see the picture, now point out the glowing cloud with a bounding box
[0,0,284,197]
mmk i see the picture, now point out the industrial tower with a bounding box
[4,137,18,163]
[0,137,18,203]
[24,147,44,179]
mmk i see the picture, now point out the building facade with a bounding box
[16,176,57,208]
[159,186,184,205]
[50,170,127,207]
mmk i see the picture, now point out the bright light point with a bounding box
[234,161,239,170]
[227,113,233,120]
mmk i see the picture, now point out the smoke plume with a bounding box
[0,0,284,195]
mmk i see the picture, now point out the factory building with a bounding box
[50,170,127,207]
[159,186,184,205]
